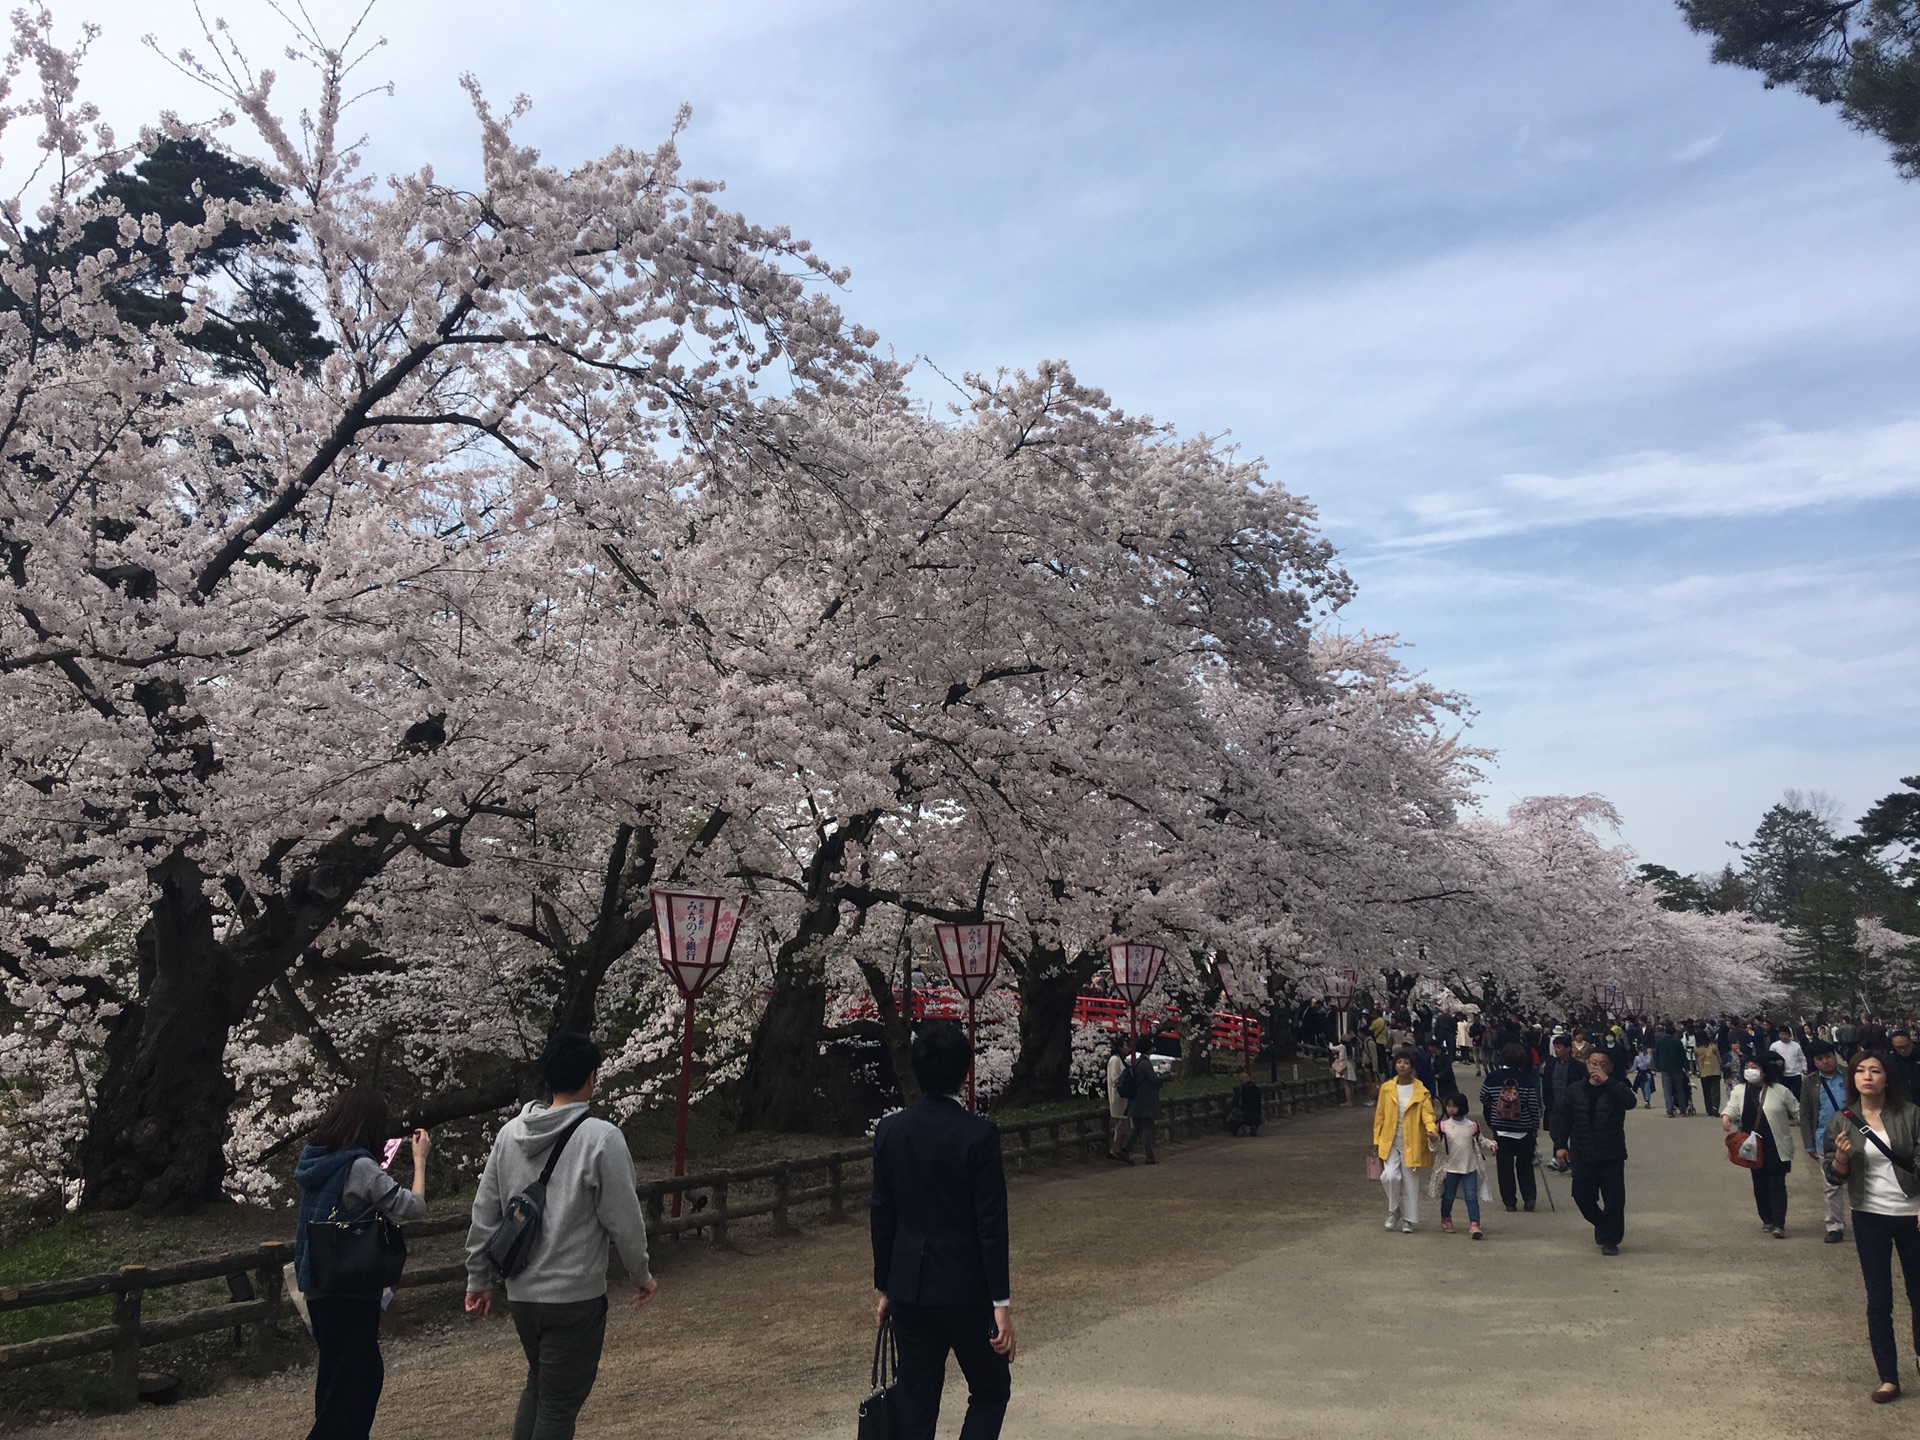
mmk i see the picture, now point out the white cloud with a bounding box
[1390,416,1920,544]
[1673,130,1724,163]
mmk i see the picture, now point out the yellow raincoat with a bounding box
[1372,1077,1438,1169]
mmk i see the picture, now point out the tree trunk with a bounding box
[995,944,1101,1110]
[79,855,249,1213]
[738,953,831,1130]
[737,812,879,1132]
[853,953,921,1108]
[78,816,427,1212]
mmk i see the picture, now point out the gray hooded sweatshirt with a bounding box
[464,1101,652,1304]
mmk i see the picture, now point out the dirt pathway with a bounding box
[15,1096,1907,1439]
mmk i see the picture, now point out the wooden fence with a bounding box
[0,1076,1334,1405]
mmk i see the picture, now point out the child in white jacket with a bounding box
[1429,1093,1494,1239]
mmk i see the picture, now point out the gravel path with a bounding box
[15,1095,1905,1439]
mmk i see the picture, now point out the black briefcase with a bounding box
[856,1316,900,1438]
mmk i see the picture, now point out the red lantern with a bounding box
[1109,942,1167,1057]
[934,921,1004,1111]
[650,889,746,1219]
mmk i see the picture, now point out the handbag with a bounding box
[1366,1153,1385,1181]
[1726,1085,1767,1171]
[305,1209,407,1297]
[856,1316,901,1439]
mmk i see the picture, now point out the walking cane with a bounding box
[1533,1147,1557,1212]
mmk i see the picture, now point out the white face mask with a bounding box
[1743,1067,1763,1084]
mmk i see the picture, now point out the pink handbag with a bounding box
[1366,1153,1385,1181]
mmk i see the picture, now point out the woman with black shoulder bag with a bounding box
[294,1087,430,1440]
[1825,1051,1920,1405]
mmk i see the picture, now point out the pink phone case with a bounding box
[382,1137,404,1169]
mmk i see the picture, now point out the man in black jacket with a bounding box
[871,1021,1015,1440]
[1540,1033,1585,1170]
[1551,1049,1638,1256]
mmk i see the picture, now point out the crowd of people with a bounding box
[275,1003,1920,1437]
[1352,1007,1920,1403]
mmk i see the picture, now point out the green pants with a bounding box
[510,1296,608,1440]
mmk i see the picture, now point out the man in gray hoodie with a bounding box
[464,1033,656,1440]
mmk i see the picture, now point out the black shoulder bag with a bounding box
[306,1165,408,1298]
[1855,1118,1919,1175]
[857,1316,901,1439]
[484,1111,593,1279]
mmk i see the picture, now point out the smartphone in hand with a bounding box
[382,1136,405,1169]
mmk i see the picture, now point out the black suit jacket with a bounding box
[870,1096,1010,1307]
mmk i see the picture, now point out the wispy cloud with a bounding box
[1390,416,1920,545]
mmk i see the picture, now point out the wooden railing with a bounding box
[0,1076,1334,1405]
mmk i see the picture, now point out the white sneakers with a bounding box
[1386,1211,1401,1230]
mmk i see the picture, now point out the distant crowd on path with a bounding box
[1353,1006,1920,1407]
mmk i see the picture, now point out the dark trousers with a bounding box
[1855,1209,1920,1386]
[510,1296,608,1440]
[1494,1133,1537,1208]
[891,1300,1011,1440]
[1701,1075,1722,1114]
[306,1295,384,1440]
[1782,1074,1803,1100]
[1751,1161,1790,1229]
[1571,1159,1626,1247]
[1132,1116,1157,1161]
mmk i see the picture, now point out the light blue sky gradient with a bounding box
[66,0,1920,871]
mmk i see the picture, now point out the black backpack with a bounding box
[483,1111,592,1279]
[1118,1060,1142,1100]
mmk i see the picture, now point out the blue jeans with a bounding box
[1440,1171,1480,1223]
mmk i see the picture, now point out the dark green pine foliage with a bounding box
[4,135,331,386]
[1678,1,1920,178]
[1776,877,1875,1012]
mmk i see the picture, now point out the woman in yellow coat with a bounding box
[1373,1047,1440,1232]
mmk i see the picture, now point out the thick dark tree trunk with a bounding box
[1181,1012,1213,1076]
[853,953,921,1108]
[77,815,440,1212]
[739,956,831,1130]
[80,856,250,1213]
[737,812,880,1132]
[996,944,1101,1110]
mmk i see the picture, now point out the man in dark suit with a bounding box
[871,1021,1015,1440]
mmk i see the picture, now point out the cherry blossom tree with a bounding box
[0,8,877,1210]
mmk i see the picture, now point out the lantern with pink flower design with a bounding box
[933,920,1005,1111]
[650,888,746,1217]
[1109,942,1168,1057]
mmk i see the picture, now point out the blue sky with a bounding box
[68,0,1920,871]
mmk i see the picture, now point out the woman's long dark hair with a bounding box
[309,1087,392,1155]
[1848,1050,1910,1109]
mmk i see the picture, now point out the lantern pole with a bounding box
[671,993,697,1221]
[967,994,980,1112]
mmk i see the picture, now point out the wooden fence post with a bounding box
[710,1179,729,1248]
[1075,1115,1091,1160]
[1048,1120,1062,1163]
[110,1266,144,1408]
[772,1163,794,1236]
[253,1243,288,1352]
[644,1189,665,1244]
[826,1158,845,1225]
